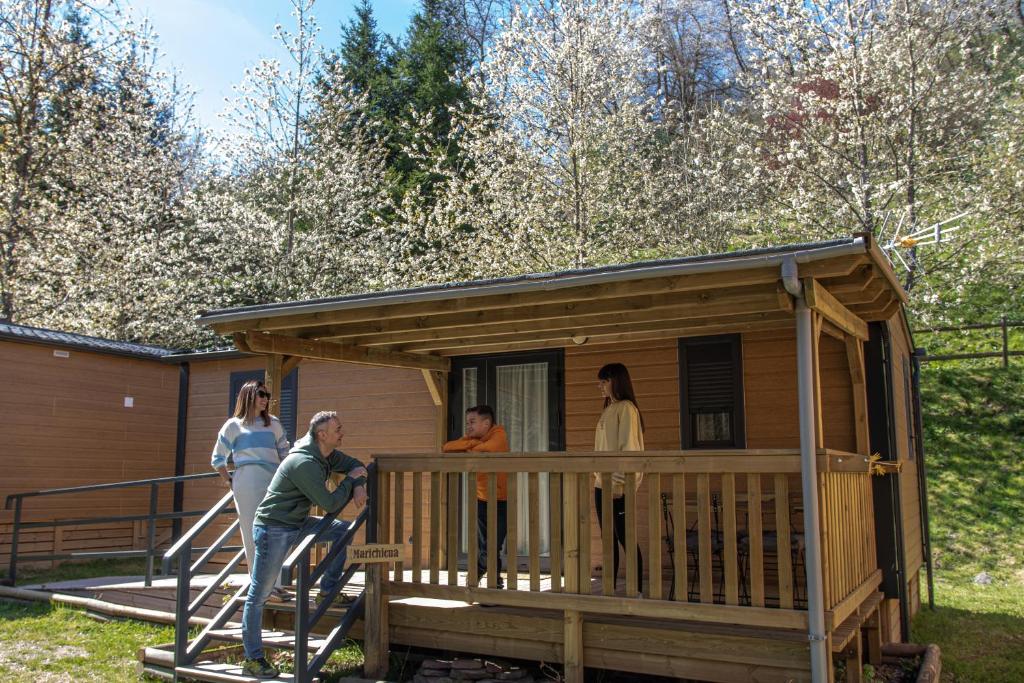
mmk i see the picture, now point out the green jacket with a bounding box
[254,431,367,529]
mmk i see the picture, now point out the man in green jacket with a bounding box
[241,410,368,678]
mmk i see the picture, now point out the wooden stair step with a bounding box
[175,661,302,682]
[206,627,329,650]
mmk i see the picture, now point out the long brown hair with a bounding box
[598,362,645,431]
[233,380,271,426]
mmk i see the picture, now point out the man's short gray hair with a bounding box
[309,410,338,438]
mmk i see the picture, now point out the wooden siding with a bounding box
[182,357,437,558]
[0,340,179,565]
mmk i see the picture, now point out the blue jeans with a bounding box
[242,517,352,660]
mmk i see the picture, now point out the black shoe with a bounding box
[241,657,279,678]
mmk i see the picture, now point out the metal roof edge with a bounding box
[196,237,868,327]
[0,322,178,360]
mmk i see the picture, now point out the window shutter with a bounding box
[686,343,736,413]
[679,335,745,448]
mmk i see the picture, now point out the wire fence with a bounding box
[914,317,1024,367]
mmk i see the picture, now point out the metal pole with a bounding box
[295,556,310,683]
[6,497,22,585]
[146,483,159,586]
[1002,316,1009,369]
[795,300,828,681]
[174,541,192,678]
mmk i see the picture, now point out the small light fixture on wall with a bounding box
[571,335,589,345]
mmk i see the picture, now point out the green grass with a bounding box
[8,557,151,587]
[911,362,1024,682]
[0,599,174,682]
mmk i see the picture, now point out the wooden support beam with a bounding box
[812,314,825,450]
[391,310,793,353]
[264,354,283,416]
[329,285,784,346]
[846,336,870,456]
[421,369,444,407]
[244,331,450,372]
[232,332,253,354]
[803,279,869,341]
[281,355,301,377]
[564,610,583,683]
[851,296,902,322]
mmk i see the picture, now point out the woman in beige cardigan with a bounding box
[593,362,644,593]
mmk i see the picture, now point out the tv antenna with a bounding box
[877,211,969,272]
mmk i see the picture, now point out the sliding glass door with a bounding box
[449,350,564,559]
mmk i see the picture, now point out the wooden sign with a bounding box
[346,544,404,566]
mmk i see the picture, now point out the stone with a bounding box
[450,659,485,670]
[495,668,530,680]
[451,670,491,680]
[414,676,453,683]
[972,571,993,585]
[421,659,452,671]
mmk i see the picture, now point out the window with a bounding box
[679,335,745,448]
[229,368,299,443]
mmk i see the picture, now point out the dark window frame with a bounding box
[229,368,299,443]
[678,334,746,449]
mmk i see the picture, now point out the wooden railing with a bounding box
[371,449,874,630]
[819,468,880,629]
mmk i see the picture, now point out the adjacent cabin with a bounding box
[2,234,930,683]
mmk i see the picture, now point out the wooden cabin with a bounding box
[188,234,929,683]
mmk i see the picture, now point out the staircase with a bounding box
[157,486,372,683]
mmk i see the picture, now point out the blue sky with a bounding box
[129,0,419,133]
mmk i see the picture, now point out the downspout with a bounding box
[172,362,190,540]
[912,348,935,609]
[782,257,829,682]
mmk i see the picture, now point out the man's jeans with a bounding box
[242,517,352,660]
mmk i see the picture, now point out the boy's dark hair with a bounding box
[466,404,496,423]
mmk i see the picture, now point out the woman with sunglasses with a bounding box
[212,380,291,598]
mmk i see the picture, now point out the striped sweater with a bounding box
[211,416,290,472]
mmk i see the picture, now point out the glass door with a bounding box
[449,350,564,559]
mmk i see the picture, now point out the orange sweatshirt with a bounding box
[442,424,510,501]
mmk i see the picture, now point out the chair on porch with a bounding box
[736,492,806,608]
[660,493,725,602]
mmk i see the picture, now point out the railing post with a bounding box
[6,497,22,585]
[174,541,192,674]
[294,555,310,683]
[146,483,159,586]
[364,463,389,679]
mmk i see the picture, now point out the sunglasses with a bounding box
[257,390,272,399]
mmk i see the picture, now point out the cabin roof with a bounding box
[197,234,908,370]
[0,321,179,360]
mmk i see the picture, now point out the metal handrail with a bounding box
[3,471,221,586]
[162,492,235,573]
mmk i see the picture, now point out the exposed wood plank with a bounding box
[648,473,662,601]
[563,473,580,594]
[421,369,443,406]
[387,582,811,630]
[468,474,479,589]
[429,318,795,356]
[429,472,441,585]
[447,473,458,586]
[859,231,910,303]
[211,264,807,335]
[564,610,584,683]
[601,473,614,596]
[507,473,519,591]
[529,473,541,592]
[264,353,283,417]
[487,474,498,589]
[549,473,562,593]
[697,474,712,604]
[373,300,788,353]
[244,331,449,372]
[672,474,686,603]
[803,279,869,341]
[775,475,793,610]
[412,472,422,583]
[722,473,738,606]
[393,471,405,582]
[748,474,765,608]
[625,473,638,598]
[846,337,869,456]
[813,313,825,450]
[578,475,592,593]
[280,355,302,377]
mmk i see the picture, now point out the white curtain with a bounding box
[460,368,478,553]
[497,363,550,555]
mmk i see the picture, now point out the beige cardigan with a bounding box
[593,400,644,497]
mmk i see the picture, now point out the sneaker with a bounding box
[269,587,293,602]
[314,590,359,608]
[241,657,279,679]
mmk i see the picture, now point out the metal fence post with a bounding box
[1002,316,1010,369]
[146,483,159,586]
[295,555,311,683]
[5,497,22,585]
[174,541,192,675]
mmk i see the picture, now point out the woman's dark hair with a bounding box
[597,363,644,431]
[233,380,271,427]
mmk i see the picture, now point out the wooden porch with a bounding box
[356,449,885,682]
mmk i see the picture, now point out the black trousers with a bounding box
[476,499,508,576]
[594,487,643,593]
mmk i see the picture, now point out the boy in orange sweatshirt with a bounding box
[442,405,509,588]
